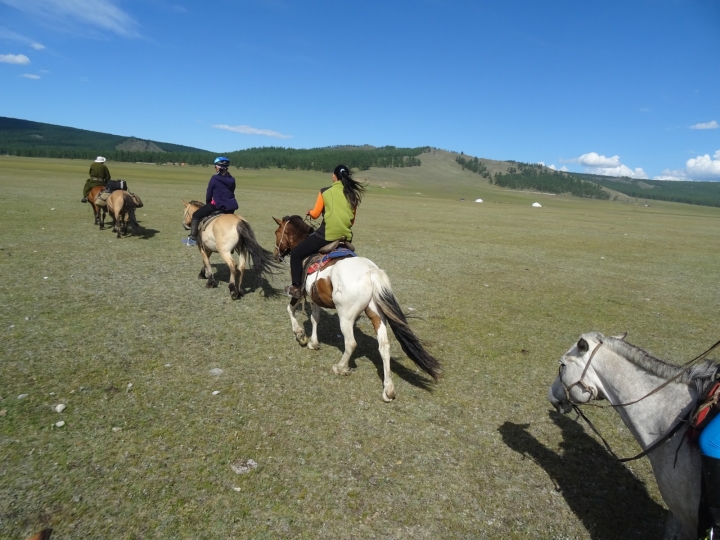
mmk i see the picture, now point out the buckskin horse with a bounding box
[106,190,141,238]
[273,215,441,401]
[182,200,281,299]
[549,332,720,539]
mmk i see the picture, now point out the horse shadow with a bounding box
[301,307,434,391]
[211,266,282,298]
[498,412,666,539]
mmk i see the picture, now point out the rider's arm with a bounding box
[307,192,324,219]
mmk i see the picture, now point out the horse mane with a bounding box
[282,215,314,234]
[599,333,719,394]
[189,200,203,207]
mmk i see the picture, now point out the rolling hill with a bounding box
[1,116,718,207]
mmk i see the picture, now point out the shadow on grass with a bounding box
[498,412,666,539]
[303,308,435,392]
[206,265,282,298]
[134,226,160,239]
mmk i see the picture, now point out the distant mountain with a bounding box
[0,116,209,153]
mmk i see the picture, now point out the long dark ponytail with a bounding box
[334,164,365,208]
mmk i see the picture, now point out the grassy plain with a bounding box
[1,155,719,539]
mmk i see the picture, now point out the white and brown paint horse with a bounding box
[273,215,441,401]
[183,200,281,299]
[549,332,720,540]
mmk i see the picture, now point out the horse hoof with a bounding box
[332,365,350,376]
[296,334,308,347]
[308,341,320,350]
[382,388,396,402]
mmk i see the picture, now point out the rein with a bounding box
[275,215,316,262]
[561,338,720,463]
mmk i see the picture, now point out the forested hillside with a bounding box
[575,174,720,207]
[457,156,609,199]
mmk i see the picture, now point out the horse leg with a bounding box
[366,306,395,402]
[220,249,241,300]
[201,249,216,288]
[99,207,105,230]
[332,311,357,377]
[307,303,321,350]
[116,214,123,238]
[287,300,308,346]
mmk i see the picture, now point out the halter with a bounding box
[559,337,720,463]
[182,204,197,230]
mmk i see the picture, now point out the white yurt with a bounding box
[475,198,483,203]
[532,202,542,208]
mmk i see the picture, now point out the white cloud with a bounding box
[0,0,138,37]
[0,53,30,64]
[22,73,40,79]
[690,120,719,130]
[213,124,292,139]
[30,42,45,50]
[640,107,652,113]
[567,152,648,179]
[653,150,720,181]
[685,150,720,179]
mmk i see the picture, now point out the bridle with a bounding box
[274,219,292,262]
[558,337,720,463]
[182,204,197,231]
[275,216,316,262]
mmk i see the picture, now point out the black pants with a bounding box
[290,233,329,285]
[192,204,219,223]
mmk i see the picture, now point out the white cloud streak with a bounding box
[30,42,45,50]
[566,152,648,179]
[213,124,292,139]
[690,120,719,130]
[0,0,138,37]
[22,73,40,79]
[0,53,30,64]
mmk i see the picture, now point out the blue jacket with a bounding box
[206,173,238,212]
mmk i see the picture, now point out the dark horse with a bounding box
[87,185,107,228]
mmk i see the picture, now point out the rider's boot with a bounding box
[702,455,720,539]
[284,284,303,299]
[182,219,199,246]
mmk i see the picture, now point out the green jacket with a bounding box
[89,162,111,181]
[321,181,355,241]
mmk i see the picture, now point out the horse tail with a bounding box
[236,220,283,283]
[123,193,140,230]
[369,268,441,381]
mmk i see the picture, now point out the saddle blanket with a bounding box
[307,248,357,275]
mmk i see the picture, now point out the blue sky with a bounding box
[1,0,719,180]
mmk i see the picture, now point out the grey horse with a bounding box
[548,332,718,540]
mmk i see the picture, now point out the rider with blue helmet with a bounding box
[183,157,238,246]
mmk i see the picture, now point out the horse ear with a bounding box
[273,216,283,225]
[577,338,589,353]
[612,332,628,340]
[182,200,189,207]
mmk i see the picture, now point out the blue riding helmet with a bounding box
[214,156,230,168]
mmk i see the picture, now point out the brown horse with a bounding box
[273,215,441,401]
[106,190,141,238]
[182,200,281,299]
[86,185,107,228]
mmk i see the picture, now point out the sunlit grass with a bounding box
[1,155,719,538]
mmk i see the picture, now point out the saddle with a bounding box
[105,179,128,193]
[687,381,720,442]
[94,191,111,207]
[198,212,225,232]
[318,237,355,254]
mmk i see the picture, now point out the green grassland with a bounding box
[1,155,719,539]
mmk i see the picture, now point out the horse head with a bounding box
[549,332,631,413]
[182,200,202,230]
[272,215,314,261]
